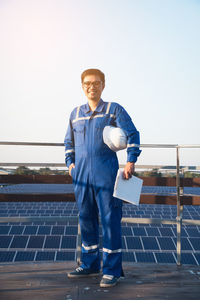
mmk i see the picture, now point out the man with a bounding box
[64,68,141,287]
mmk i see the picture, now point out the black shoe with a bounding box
[68,266,100,278]
[100,275,119,287]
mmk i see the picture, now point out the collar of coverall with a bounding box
[81,98,105,114]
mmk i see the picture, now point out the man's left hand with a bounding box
[123,162,135,180]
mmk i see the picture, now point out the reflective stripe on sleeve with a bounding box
[65,149,75,154]
[127,143,140,148]
[82,243,99,251]
[103,247,122,254]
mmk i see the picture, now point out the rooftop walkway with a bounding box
[0,261,200,300]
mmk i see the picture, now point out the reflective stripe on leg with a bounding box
[82,243,99,251]
[103,248,122,254]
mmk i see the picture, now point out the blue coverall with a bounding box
[64,99,141,277]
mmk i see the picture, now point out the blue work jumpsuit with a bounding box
[64,99,141,277]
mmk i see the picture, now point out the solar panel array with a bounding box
[1,183,200,196]
[0,201,200,265]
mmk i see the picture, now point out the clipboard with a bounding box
[113,168,143,206]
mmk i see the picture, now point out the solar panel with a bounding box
[56,251,75,261]
[0,226,10,234]
[35,251,55,261]
[141,237,159,250]
[0,236,13,248]
[186,228,200,238]
[27,236,45,248]
[194,253,200,265]
[159,227,174,237]
[44,236,61,249]
[0,251,15,262]
[121,226,132,236]
[176,238,193,251]
[15,251,35,261]
[175,253,197,265]
[9,226,24,234]
[132,227,147,236]
[37,226,51,235]
[189,238,200,250]
[23,226,38,235]
[155,253,176,264]
[136,252,155,263]
[146,227,160,237]
[51,226,65,235]
[61,236,76,249]
[172,227,188,237]
[122,252,136,262]
[157,237,176,250]
[10,236,29,248]
[65,226,78,235]
[126,237,143,250]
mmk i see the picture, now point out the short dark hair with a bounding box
[81,68,105,83]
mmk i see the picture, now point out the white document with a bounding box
[113,169,143,206]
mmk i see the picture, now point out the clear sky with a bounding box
[0,0,200,167]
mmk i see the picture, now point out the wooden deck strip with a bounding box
[0,261,200,300]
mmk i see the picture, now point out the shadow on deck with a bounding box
[0,261,200,300]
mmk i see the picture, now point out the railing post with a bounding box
[176,146,182,266]
[76,221,82,265]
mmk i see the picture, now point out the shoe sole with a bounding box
[100,280,118,288]
[68,272,100,278]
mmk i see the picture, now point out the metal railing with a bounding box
[0,141,200,265]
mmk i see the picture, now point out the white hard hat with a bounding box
[103,126,127,152]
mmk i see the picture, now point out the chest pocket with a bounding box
[73,122,85,146]
[94,115,111,129]
[94,115,115,142]
[94,117,107,143]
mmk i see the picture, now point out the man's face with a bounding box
[82,74,105,102]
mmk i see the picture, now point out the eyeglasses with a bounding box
[82,81,102,88]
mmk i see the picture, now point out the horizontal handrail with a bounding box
[1,141,199,170]
[1,163,200,170]
[1,141,200,149]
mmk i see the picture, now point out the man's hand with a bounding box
[69,163,75,177]
[123,162,135,180]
